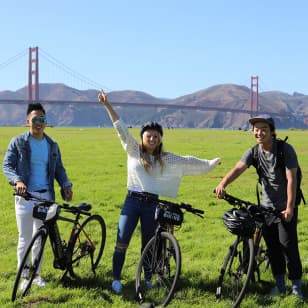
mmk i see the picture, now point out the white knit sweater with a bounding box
[113,119,220,198]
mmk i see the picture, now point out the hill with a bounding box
[0,83,308,128]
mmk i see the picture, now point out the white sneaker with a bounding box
[33,275,46,287]
[292,288,304,300]
[111,280,122,294]
[21,267,29,279]
[19,278,29,291]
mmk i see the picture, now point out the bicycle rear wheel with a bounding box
[68,214,106,279]
[11,228,47,302]
[136,231,181,307]
[252,229,269,282]
[216,236,254,308]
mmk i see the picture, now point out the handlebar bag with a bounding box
[155,204,183,226]
[33,202,59,222]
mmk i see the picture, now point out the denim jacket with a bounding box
[2,131,72,200]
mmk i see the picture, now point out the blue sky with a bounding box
[1,0,308,98]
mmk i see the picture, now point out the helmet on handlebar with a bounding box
[222,207,256,237]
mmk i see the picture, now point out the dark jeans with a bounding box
[263,207,302,280]
[112,192,157,279]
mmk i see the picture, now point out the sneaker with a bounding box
[112,280,122,294]
[292,288,304,300]
[19,278,29,291]
[269,286,285,296]
[21,266,29,279]
[145,280,154,289]
[33,275,46,287]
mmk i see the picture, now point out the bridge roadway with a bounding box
[0,99,305,118]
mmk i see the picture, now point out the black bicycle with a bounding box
[135,198,204,307]
[215,192,280,307]
[12,191,106,302]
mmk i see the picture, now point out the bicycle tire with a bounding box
[11,228,48,302]
[135,231,181,307]
[216,236,254,308]
[253,231,270,282]
[68,214,106,279]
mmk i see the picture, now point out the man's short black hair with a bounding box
[27,103,46,116]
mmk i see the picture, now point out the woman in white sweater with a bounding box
[98,91,221,294]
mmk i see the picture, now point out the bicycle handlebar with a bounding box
[215,191,281,220]
[14,191,92,216]
[157,198,204,218]
[223,193,257,208]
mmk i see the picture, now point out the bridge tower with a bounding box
[28,47,39,101]
[250,76,259,117]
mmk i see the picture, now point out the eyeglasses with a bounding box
[31,116,47,124]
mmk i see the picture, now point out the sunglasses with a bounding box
[31,116,47,124]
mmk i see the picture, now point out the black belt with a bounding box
[34,189,48,193]
[128,190,158,202]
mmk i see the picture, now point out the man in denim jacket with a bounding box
[3,103,72,289]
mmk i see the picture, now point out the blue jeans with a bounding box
[112,192,158,279]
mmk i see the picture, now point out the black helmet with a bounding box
[222,207,255,237]
[140,122,163,137]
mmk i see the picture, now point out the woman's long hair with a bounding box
[139,142,164,173]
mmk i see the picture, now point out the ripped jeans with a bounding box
[112,192,157,280]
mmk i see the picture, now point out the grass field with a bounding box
[0,126,307,307]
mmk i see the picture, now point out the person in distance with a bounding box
[98,90,221,294]
[215,114,303,300]
[3,103,73,289]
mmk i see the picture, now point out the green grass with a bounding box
[0,127,307,307]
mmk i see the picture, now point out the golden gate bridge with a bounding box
[0,47,307,124]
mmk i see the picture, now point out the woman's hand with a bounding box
[98,90,107,104]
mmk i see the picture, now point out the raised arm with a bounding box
[98,90,119,123]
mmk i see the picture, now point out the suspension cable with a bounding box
[0,49,28,71]
[39,48,109,91]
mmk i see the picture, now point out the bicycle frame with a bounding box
[28,197,91,273]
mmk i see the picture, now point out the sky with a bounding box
[1,0,308,98]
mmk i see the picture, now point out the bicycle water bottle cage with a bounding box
[33,202,59,222]
[222,207,255,237]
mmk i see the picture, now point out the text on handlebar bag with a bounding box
[155,204,184,226]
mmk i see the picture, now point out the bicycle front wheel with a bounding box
[136,231,181,307]
[68,214,106,279]
[216,236,254,308]
[11,228,48,302]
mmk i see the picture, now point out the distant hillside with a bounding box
[0,83,308,128]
